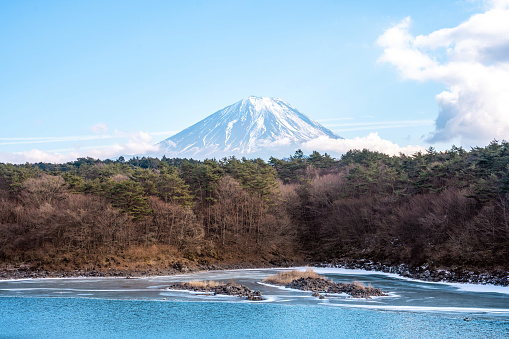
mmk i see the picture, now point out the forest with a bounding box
[0,141,508,274]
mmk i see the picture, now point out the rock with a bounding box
[284,277,387,298]
[166,282,263,301]
[246,291,263,301]
[319,259,509,287]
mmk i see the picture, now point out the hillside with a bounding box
[0,142,508,281]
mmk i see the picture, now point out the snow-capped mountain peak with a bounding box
[158,96,341,158]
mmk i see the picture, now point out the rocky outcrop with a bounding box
[286,277,387,299]
[166,282,263,301]
[318,259,509,286]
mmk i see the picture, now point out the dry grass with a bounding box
[351,281,366,290]
[186,280,221,288]
[262,268,324,285]
[4,244,189,273]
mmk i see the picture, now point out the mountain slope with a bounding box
[158,96,341,158]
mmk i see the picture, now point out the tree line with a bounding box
[0,141,508,271]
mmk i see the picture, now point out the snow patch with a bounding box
[225,120,237,143]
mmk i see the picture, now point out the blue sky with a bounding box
[1,0,508,163]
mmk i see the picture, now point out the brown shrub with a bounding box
[262,268,324,285]
[186,280,221,288]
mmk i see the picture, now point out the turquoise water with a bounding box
[2,297,508,338]
[1,268,509,338]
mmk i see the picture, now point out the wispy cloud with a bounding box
[0,130,178,147]
[323,120,433,128]
[315,117,354,122]
[324,119,434,132]
[0,135,115,146]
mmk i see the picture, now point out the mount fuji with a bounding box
[157,96,341,159]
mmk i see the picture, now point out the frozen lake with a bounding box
[1,267,508,338]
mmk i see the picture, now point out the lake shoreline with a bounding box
[1,258,508,287]
[0,261,293,281]
[318,259,509,287]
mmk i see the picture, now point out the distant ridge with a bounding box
[158,96,341,159]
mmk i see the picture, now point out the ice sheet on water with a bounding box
[311,266,509,295]
[1,267,509,318]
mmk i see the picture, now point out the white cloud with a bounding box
[0,149,78,164]
[81,131,160,160]
[258,137,293,148]
[377,3,509,144]
[0,131,161,164]
[488,0,509,10]
[0,133,424,163]
[300,133,426,156]
[90,123,108,134]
